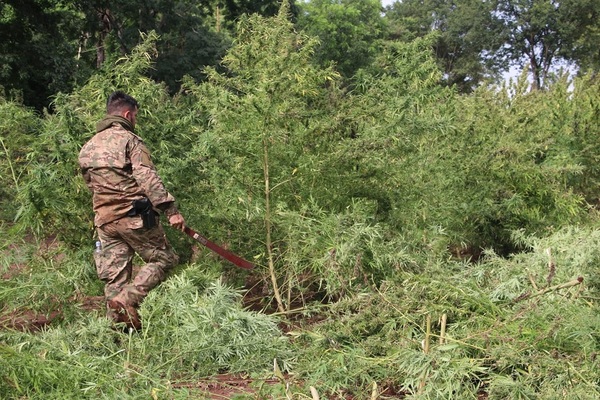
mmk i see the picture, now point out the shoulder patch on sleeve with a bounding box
[129,135,155,169]
[139,147,154,167]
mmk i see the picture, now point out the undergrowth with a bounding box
[0,236,290,399]
[2,214,600,400]
[286,225,600,399]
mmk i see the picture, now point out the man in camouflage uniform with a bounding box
[78,91,185,330]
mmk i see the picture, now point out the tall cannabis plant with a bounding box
[185,2,347,311]
[0,99,40,223]
[445,74,587,251]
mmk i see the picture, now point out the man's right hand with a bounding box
[168,213,185,231]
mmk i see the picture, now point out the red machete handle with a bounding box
[183,226,255,270]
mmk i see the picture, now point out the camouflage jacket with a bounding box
[78,115,178,227]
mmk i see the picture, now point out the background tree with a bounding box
[0,0,294,111]
[75,0,298,92]
[76,0,231,93]
[215,0,299,25]
[296,0,387,79]
[496,0,600,90]
[571,4,600,73]
[0,0,85,110]
[384,0,506,92]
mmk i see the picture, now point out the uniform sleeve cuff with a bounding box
[158,202,179,217]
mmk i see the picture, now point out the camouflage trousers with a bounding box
[94,215,179,317]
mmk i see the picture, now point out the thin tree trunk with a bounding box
[528,45,541,90]
[96,8,112,68]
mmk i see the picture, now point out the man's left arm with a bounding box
[130,139,185,230]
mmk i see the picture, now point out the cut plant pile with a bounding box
[2,225,599,399]
[171,374,282,399]
[0,286,271,399]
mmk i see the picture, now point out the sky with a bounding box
[382,0,395,7]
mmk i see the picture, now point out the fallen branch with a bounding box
[514,277,583,303]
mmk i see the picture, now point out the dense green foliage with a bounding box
[3,1,599,110]
[1,2,600,398]
[385,0,505,92]
[0,0,289,110]
[293,226,600,398]
[297,0,386,78]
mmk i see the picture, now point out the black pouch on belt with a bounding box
[127,197,157,229]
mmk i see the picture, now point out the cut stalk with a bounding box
[439,313,447,345]
[546,248,556,286]
[310,386,320,400]
[371,381,378,400]
[418,314,431,394]
[532,277,583,298]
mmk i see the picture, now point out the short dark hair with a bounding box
[106,91,139,115]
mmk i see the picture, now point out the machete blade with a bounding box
[183,226,255,270]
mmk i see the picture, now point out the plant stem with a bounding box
[371,381,378,400]
[424,314,431,354]
[515,276,584,302]
[310,386,320,400]
[418,314,431,394]
[0,137,20,191]
[263,137,285,313]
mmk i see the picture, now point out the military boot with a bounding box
[107,299,141,331]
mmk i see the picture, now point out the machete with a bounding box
[183,226,255,270]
